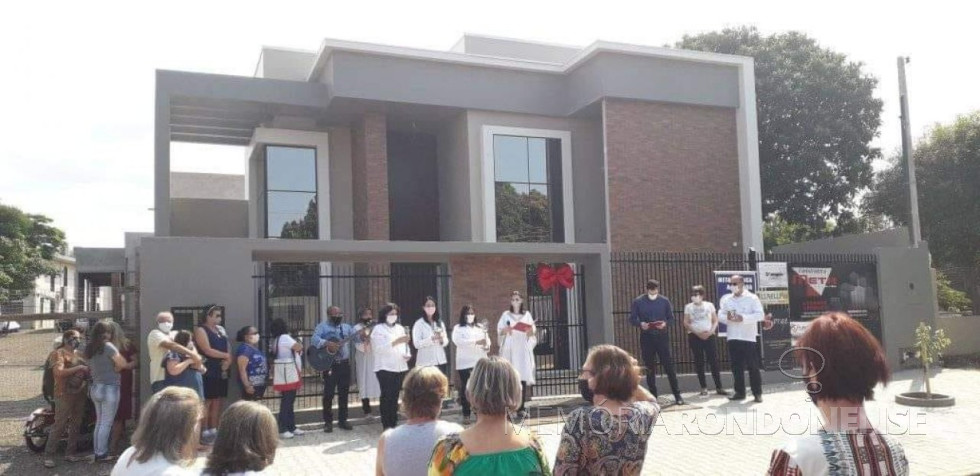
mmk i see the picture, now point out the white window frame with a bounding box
[481,125,575,243]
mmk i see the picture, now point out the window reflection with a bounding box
[265,146,318,239]
[493,135,562,243]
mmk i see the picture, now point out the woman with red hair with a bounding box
[767,312,908,476]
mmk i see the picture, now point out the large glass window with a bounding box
[265,146,317,239]
[493,135,564,243]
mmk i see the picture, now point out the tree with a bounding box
[279,197,318,239]
[676,27,883,232]
[913,322,950,398]
[865,112,980,305]
[0,203,67,302]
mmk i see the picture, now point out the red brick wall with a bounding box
[351,113,390,240]
[604,99,742,252]
[449,255,527,355]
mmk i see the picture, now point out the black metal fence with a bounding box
[253,262,451,412]
[611,251,880,376]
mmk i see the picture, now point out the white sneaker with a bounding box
[280,431,294,439]
[291,428,306,436]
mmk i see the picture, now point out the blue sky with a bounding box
[1,0,977,247]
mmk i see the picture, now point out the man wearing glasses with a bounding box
[312,305,354,432]
[629,279,684,405]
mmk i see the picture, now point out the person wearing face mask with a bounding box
[86,321,138,463]
[718,275,766,402]
[312,305,355,432]
[767,312,907,476]
[554,345,660,476]
[497,290,537,418]
[629,279,684,405]
[147,312,200,395]
[235,326,268,401]
[163,330,206,401]
[352,307,381,417]
[412,297,449,375]
[43,329,90,468]
[371,303,412,430]
[683,285,728,396]
[451,304,489,423]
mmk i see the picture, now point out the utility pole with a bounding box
[898,56,922,247]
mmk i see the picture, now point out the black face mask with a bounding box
[578,379,594,404]
[66,338,79,349]
[330,316,343,325]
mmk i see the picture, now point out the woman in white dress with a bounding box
[412,296,449,376]
[451,304,490,423]
[497,290,536,417]
[353,307,381,417]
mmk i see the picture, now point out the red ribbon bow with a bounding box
[536,263,575,313]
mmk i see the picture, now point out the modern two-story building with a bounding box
[139,34,763,400]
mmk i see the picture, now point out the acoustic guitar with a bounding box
[307,323,374,372]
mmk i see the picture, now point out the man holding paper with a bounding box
[718,274,765,403]
[629,279,684,405]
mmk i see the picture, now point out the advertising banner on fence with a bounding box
[761,308,791,370]
[789,262,882,340]
[714,271,757,338]
[758,262,789,289]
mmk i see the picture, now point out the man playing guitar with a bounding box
[311,306,355,432]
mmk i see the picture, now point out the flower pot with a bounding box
[895,392,955,407]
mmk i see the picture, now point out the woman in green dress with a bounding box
[427,356,549,476]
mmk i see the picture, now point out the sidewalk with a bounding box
[262,367,980,475]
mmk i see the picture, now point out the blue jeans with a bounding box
[279,390,297,433]
[90,383,120,457]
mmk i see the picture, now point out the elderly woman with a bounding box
[203,401,279,475]
[376,366,463,476]
[111,387,202,475]
[767,312,908,475]
[553,345,661,475]
[428,356,550,476]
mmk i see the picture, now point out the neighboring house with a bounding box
[139,34,764,399]
[0,254,77,330]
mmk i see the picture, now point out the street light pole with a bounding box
[898,56,922,247]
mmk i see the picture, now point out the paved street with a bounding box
[257,367,980,475]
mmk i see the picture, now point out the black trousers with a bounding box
[322,361,351,424]
[688,333,724,390]
[376,370,405,430]
[640,332,681,398]
[728,339,762,397]
[457,368,473,417]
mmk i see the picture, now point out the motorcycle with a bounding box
[24,345,96,453]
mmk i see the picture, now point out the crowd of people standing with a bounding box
[37,277,908,475]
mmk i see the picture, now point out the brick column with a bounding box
[351,113,390,241]
[449,256,527,355]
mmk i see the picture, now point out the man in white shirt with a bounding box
[147,312,200,393]
[718,275,765,402]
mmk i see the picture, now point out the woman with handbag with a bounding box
[270,318,305,439]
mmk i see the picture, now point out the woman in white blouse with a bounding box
[451,304,490,423]
[497,290,536,418]
[353,307,381,417]
[412,296,449,375]
[370,303,411,430]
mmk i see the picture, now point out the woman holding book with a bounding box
[496,291,536,418]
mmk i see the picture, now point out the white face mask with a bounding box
[466,314,475,324]
[386,314,398,325]
[648,290,659,298]
[424,305,436,316]
[248,334,260,345]
[158,322,173,334]
[692,296,703,304]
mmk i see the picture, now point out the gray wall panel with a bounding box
[171,198,249,238]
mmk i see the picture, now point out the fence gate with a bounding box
[527,263,588,398]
